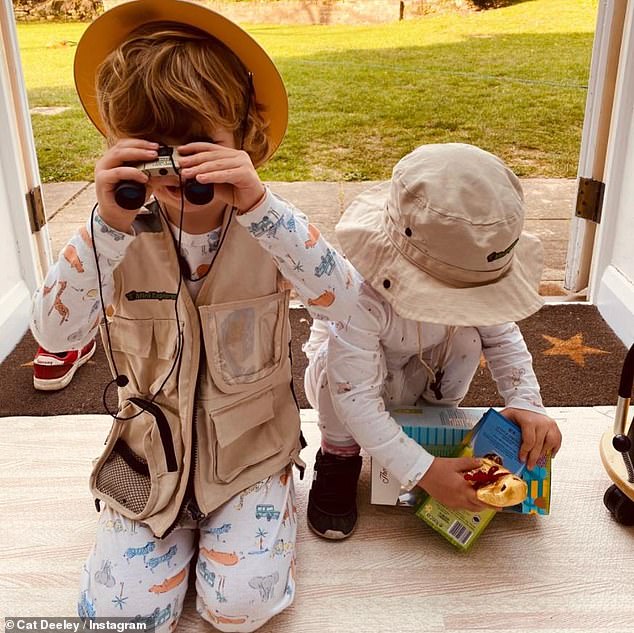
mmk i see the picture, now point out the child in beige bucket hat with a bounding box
[241,142,562,540]
[335,142,544,326]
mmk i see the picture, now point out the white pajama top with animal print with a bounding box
[30,197,305,632]
[236,189,547,490]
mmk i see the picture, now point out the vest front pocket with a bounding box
[101,316,181,396]
[209,388,283,483]
[90,398,181,521]
[198,291,289,394]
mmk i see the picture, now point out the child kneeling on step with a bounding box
[31,1,317,629]
[240,142,563,540]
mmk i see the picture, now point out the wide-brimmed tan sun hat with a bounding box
[74,0,287,165]
[336,143,544,326]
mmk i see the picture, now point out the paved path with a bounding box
[41,178,578,295]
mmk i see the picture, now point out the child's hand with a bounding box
[177,143,266,213]
[416,457,493,512]
[94,138,159,233]
[501,407,562,470]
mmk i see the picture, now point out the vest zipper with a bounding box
[186,342,206,522]
[160,207,234,537]
[184,402,204,521]
[160,350,205,539]
[287,340,306,479]
[159,416,201,539]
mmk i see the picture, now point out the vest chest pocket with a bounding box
[198,291,290,394]
[102,316,181,396]
[90,398,181,521]
[209,388,283,483]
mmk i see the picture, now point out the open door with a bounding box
[564,0,627,294]
[589,0,634,347]
[0,0,52,361]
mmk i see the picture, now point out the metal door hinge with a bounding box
[26,186,46,233]
[575,177,605,223]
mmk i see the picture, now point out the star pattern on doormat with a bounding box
[541,333,610,367]
[1,305,628,415]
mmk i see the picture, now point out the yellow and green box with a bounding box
[416,408,552,551]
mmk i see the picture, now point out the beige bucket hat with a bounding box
[74,0,287,165]
[336,143,544,326]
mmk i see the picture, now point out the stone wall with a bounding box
[102,0,473,25]
[14,0,103,21]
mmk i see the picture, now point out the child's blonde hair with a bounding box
[96,23,270,165]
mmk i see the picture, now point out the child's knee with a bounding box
[78,588,181,633]
[304,345,327,409]
[197,569,294,632]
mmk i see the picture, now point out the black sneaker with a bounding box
[307,449,362,540]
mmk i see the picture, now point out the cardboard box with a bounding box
[415,408,552,551]
[370,406,487,506]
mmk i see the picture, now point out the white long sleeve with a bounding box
[31,211,135,352]
[237,191,444,486]
[31,209,222,352]
[479,322,546,414]
[238,189,546,487]
[237,189,362,325]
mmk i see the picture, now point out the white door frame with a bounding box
[565,0,627,294]
[0,0,51,361]
[0,0,52,283]
[589,0,634,346]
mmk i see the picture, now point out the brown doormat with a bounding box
[1,304,628,417]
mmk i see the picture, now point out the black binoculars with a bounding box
[114,145,214,210]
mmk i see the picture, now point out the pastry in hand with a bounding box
[463,456,528,507]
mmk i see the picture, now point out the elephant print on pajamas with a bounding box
[248,572,279,602]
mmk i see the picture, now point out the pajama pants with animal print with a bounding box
[79,467,297,633]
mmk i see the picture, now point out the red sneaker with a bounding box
[32,339,97,391]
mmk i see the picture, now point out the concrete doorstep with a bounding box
[41,178,578,296]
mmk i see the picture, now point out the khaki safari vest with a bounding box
[90,204,302,537]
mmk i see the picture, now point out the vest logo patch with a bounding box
[125,290,177,301]
[487,238,519,263]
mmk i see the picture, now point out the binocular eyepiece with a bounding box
[114,179,214,210]
[113,145,214,210]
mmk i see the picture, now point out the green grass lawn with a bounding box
[18,0,597,182]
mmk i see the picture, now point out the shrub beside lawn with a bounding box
[18,0,597,182]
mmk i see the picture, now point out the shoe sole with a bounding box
[33,343,97,391]
[307,517,357,541]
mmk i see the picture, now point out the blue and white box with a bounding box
[370,406,487,505]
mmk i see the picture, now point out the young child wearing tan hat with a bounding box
[240,142,562,540]
[30,1,321,629]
